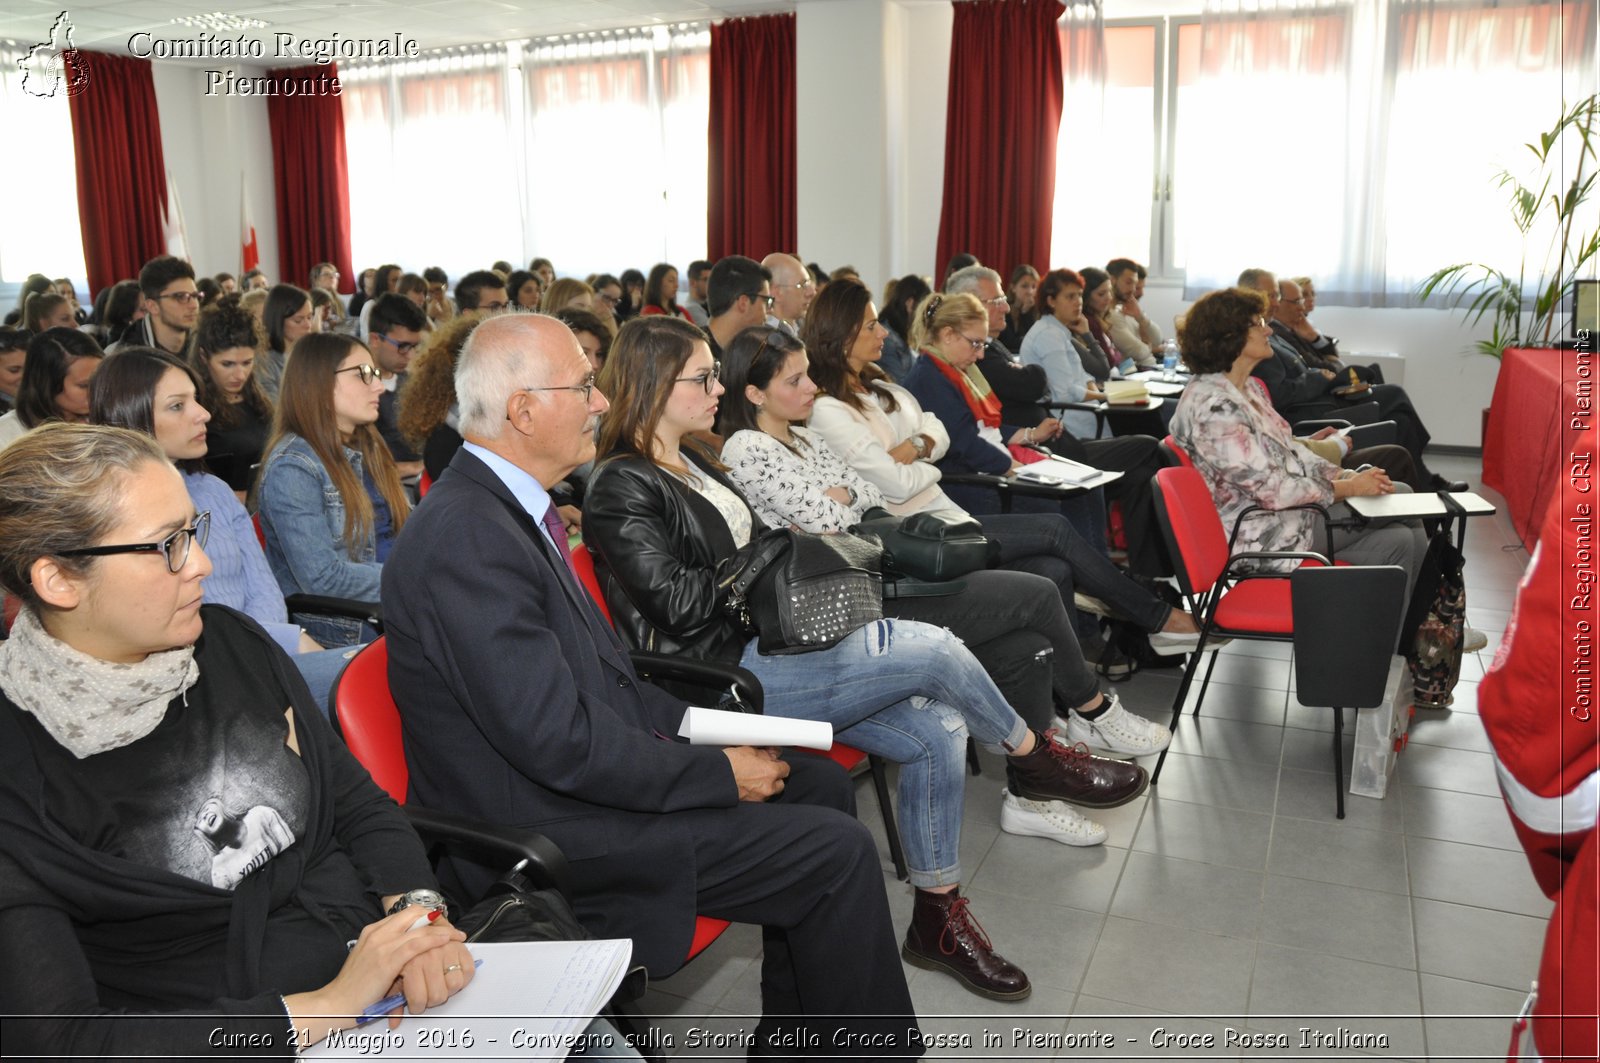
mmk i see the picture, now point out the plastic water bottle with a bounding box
[1160,340,1180,382]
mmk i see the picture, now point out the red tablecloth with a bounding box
[1482,347,1577,547]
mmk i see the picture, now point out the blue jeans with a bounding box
[740,619,1029,889]
[290,644,363,718]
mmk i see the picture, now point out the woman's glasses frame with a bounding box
[58,511,212,574]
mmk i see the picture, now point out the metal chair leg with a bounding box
[1192,648,1222,715]
[868,754,909,881]
[1332,706,1346,819]
[1152,640,1209,784]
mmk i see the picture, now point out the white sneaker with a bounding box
[1462,626,1489,653]
[1059,693,1173,756]
[1147,628,1231,655]
[999,789,1108,847]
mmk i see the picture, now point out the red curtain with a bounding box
[936,0,1065,278]
[708,14,796,261]
[65,52,169,294]
[265,65,354,289]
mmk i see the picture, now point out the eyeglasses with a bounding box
[1280,297,1304,306]
[957,333,987,352]
[336,363,382,385]
[750,294,776,311]
[59,511,211,574]
[981,295,1009,308]
[675,361,721,394]
[596,291,620,306]
[158,291,203,305]
[479,300,510,312]
[773,280,815,293]
[519,373,598,405]
[1250,316,1270,329]
[371,333,421,355]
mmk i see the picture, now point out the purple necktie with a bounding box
[540,503,577,577]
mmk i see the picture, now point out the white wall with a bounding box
[149,63,278,283]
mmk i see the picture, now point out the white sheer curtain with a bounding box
[342,46,520,279]
[341,25,710,282]
[1048,5,1161,273]
[1380,0,1596,304]
[1174,0,1355,297]
[522,26,710,278]
[1176,0,1595,304]
[0,42,88,287]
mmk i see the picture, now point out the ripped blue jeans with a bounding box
[739,619,1030,888]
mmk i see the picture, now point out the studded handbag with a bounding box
[726,528,884,655]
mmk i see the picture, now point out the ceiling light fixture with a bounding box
[169,12,271,31]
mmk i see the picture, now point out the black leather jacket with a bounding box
[583,448,763,667]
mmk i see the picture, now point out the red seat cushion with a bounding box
[1213,579,1297,634]
[687,916,731,960]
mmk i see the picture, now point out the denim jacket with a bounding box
[258,433,382,646]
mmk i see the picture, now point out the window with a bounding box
[0,43,87,287]
[341,25,710,282]
[1052,1,1594,305]
[1049,21,1160,272]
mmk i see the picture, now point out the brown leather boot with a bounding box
[1006,729,1148,808]
[901,887,1031,1000]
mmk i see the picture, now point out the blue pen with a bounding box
[357,958,483,1026]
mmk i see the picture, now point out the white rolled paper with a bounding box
[677,706,834,751]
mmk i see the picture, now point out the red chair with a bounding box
[1161,435,1195,469]
[330,637,575,889]
[332,638,731,962]
[1149,466,1343,785]
[418,471,434,497]
[571,544,910,882]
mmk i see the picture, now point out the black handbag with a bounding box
[456,869,590,944]
[727,528,884,655]
[852,508,995,582]
[457,870,649,1003]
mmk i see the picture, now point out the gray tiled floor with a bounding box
[647,454,1545,1059]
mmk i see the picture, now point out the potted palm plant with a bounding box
[1418,93,1597,358]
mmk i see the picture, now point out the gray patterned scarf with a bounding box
[0,606,199,759]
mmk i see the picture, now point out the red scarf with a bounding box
[923,350,1002,428]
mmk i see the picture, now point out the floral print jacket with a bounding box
[1169,374,1339,567]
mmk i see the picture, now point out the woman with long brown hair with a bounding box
[583,315,1148,1004]
[395,316,480,480]
[256,332,409,646]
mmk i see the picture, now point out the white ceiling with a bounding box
[0,0,817,66]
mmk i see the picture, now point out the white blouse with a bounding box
[722,428,886,534]
[679,466,753,548]
[806,384,961,517]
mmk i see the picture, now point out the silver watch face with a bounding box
[392,889,447,915]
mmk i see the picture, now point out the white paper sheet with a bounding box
[307,939,633,1061]
[676,705,833,751]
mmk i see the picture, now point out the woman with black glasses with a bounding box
[256,333,409,646]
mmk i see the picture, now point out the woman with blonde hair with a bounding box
[539,277,595,315]
[256,332,408,645]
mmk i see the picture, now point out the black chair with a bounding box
[1289,565,1407,819]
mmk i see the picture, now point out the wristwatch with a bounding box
[387,888,450,920]
[910,435,928,458]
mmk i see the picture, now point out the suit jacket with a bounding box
[1269,319,1341,372]
[380,448,737,971]
[1251,333,1342,417]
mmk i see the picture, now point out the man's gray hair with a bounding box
[1237,267,1276,291]
[945,265,1003,295]
[455,315,542,440]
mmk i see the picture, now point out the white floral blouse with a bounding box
[721,428,887,534]
[1169,374,1339,565]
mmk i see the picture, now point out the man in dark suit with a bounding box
[380,313,919,1055]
